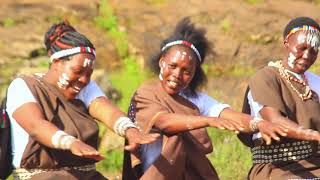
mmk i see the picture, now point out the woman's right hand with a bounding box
[256,120,289,145]
[208,118,245,133]
[69,140,105,161]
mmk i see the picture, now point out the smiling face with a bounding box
[283,30,319,74]
[54,53,95,99]
[159,45,197,95]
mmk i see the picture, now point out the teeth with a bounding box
[168,81,178,87]
[73,86,81,93]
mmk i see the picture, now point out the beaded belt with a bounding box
[251,141,320,164]
[12,164,96,180]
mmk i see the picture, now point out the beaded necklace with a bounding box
[268,60,313,101]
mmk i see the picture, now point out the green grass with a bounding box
[208,129,251,180]
[144,0,169,5]
[109,56,149,111]
[94,0,129,58]
[208,63,255,78]
[98,149,124,173]
[92,1,254,179]
[2,17,16,27]
[244,0,264,5]
[219,18,231,33]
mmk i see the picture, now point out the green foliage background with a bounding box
[93,1,252,179]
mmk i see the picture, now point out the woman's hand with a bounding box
[124,128,160,152]
[208,118,245,133]
[256,120,289,145]
[69,140,105,161]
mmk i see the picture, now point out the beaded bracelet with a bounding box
[113,116,138,137]
[51,130,77,150]
[250,117,263,132]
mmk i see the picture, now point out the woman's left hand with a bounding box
[124,128,160,152]
[256,120,289,145]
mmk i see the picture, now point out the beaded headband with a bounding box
[50,46,96,62]
[161,40,202,63]
[286,25,320,40]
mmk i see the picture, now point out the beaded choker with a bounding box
[268,61,313,101]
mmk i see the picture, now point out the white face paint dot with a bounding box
[57,73,70,88]
[297,33,307,44]
[83,58,93,68]
[288,52,296,69]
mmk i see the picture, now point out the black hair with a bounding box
[283,17,320,38]
[44,20,95,58]
[149,17,210,96]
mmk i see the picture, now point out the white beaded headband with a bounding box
[161,40,202,63]
[50,46,96,62]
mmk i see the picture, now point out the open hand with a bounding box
[69,140,105,161]
[208,118,245,133]
[257,120,289,145]
[124,128,160,152]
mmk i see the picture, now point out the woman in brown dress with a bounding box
[240,17,320,180]
[6,21,158,180]
[121,18,302,180]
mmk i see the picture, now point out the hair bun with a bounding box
[44,20,76,52]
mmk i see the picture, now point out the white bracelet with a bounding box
[113,117,137,137]
[51,130,67,148]
[60,135,77,149]
[120,122,138,136]
[51,130,76,150]
[250,117,263,132]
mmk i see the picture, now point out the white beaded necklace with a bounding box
[268,60,313,101]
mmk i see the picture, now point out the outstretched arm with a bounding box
[219,108,290,145]
[260,106,320,142]
[13,102,104,160]
[88,97,159,151]
[152,112,244,135]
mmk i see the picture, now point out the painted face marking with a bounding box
[159,61,166,81]
[297,32,320,49]
[297,33,307,44]
[306,33,320,48]
[172,51,181,62]
[83,58,94,68]
[288,52,296,68]
[57,73,70,88]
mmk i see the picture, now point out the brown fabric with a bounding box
[29,169,107,180]
[123,81,218,180]
[18,76,105,179]
[243,66,320,179]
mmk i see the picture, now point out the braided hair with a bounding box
[149,17,210,96]
[44,20,95,60]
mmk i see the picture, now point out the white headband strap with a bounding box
[50,47,96,62]
[161,40,202,63]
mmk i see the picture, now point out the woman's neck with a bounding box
[42,70,58,86]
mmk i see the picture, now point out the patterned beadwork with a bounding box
[251,141,320,164]
[12,164,96,180]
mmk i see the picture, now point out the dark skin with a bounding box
[13,53,159,161]
[154,45,288,144]
[283,31,318,73]
[257,30,320,143]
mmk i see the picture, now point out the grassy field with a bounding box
[97,58,252,180]
[94,1,253,179]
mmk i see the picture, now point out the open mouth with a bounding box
[72,86,81,93]
[167,79,180,89]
